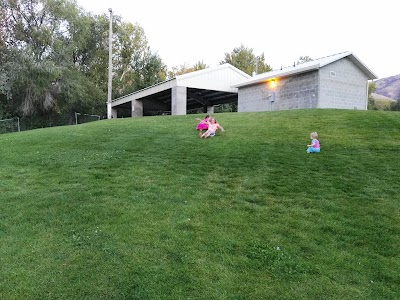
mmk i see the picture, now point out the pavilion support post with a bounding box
[111,107,118,118]
[171,86,187,115]
[131,99,143,117]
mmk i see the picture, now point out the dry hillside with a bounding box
[373,74,400,100]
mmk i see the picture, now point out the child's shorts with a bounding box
[306,147,320,153]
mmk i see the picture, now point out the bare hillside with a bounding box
[373,74,400,100]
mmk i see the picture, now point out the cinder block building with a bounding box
[232,51,377,112]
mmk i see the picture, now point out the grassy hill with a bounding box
[1,109,399,299]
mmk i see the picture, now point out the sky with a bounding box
[76,0,398,79]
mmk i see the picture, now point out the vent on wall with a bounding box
[330,71,336,77]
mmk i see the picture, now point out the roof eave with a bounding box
[176,63,251,83]
[347,53,378,80]
[232,64,320,88]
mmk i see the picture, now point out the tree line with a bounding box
[4,1,388,122]
[1,0,278,121]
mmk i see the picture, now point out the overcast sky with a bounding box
[76,0,398,79]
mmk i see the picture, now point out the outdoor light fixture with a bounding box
[269,78,277,89]
[265,78,277,111]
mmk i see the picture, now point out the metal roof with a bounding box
[111,63,251,115]
[176,63,248,80]
[232,51,378,88]
[112,63,250,106]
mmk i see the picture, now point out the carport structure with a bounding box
[110,64,250,117]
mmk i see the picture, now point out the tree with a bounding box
[1,0,101,116]
[367,82,376,110]
[297,56,313,65]
[1,0,167,118]
[220,44,272,76]
[111,21,167,97]
[0,5,12,118]
[167,61,208,78]
[391,99,400,111]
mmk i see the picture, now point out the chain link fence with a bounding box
[0,113,102,135]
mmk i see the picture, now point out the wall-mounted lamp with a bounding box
[269,78,277,89]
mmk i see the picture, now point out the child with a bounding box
[306,132,320,153]
[200,118,225,138]
[195,115,210,132]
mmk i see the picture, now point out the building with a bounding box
[110,64,250,117]
[232,51,378,112]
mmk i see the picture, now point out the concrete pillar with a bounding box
[131,99,143,117]
[207,106,214,114]
[171,86,187,115]
[111,107,118,118]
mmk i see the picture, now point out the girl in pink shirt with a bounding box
[306,132,320,153]
[195,115,210,132]
[200,118,225,138]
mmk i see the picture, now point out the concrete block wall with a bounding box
[275,71,319,110]
[319,58,369,110]
[238,71,319,112]
[237,83,272,112]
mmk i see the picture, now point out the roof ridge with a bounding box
[277,51,351,71]
[314,50,350,61]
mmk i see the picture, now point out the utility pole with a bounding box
[107,8,113,119]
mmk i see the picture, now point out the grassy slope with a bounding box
[0,109,399,299]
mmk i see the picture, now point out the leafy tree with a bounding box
[297,56,313,65]
[390,99,400,111]
[0,14,12,118]
[167,61,208,78]
[4,0,79,60]
[367,82,376,110]
[1,0,100,116]
[220,44,272,76]
[1,0,167,118]
[0,1,6,51]
[109,20,167,97]
[66,13,110,88]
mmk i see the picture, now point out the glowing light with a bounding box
[269,79,277,89]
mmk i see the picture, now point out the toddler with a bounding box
[306,132,320,153]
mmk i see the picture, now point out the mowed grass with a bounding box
[0,109,399,299]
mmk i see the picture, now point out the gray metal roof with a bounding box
[112,63,250,106]
[111,63,251,115]
[232,51,378,88]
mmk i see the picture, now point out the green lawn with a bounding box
[1,109,399,299]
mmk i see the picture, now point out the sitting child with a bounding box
[195,115,210,132]
[306,132,320,153]
[200,118,225,138]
